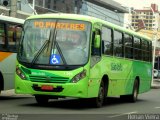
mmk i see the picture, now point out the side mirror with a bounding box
[94,35,100,48]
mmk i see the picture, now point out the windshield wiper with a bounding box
[54,31,67,66]
[31,29,54,66]
[30,39,50,66]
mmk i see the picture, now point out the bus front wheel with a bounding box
[92,80,105,108]
[35,95,49,105]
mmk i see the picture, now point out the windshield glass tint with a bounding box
[18,19,91,66]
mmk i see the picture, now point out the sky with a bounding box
[113,0,160,9]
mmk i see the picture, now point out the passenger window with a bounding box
[114,30,123,57]
[102,26,113,56]
[124,34,133,59]
[0,23,5,50]
[142,39,150,61]
[134,37,141,60]
[92,29,101,56]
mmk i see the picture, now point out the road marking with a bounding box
[108,111,138,118]
[155,107,160,109]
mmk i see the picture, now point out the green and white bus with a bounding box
[0,15,24,93]
[15,13,152,107]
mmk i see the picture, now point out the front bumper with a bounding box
[15,75,88,98]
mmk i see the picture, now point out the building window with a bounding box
[150,12,153,15]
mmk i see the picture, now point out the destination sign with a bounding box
[34,21,85,30]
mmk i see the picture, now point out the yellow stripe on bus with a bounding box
[0,52,12,62]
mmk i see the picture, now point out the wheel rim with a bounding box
[133,82,138,100]
[97,85,104,104]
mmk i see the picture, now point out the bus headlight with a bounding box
[16,66,27,80]
[71,69,86,83]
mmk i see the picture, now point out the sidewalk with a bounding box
[1,89,31,97]
[151,79,160,89]
[1,89,16,96]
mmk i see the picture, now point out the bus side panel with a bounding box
[88,56,135,97]
[0,52,16,90]
[105,58,152,96]
[133,61,152,93]
[105,57,134,96]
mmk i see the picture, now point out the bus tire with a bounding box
[92,80,105,108]
[129,80,139,102]
[35,95,49,105]
[121,80,139,102]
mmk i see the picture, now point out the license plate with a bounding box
[41,85,53,91]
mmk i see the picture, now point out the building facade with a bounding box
[0,0,128,27]
[131,4,160,31]
[26,0,128,27]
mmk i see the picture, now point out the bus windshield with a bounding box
[18,19,91,67]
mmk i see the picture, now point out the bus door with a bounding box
[89,28,102,97]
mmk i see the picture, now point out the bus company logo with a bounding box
[111,63,123,71]
[32,72,45,76]
[64,72,73,76]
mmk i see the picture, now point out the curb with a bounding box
[1,89,32,97]
[151,85,160,89]
[1,89,16,96]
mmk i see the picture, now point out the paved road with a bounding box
[0,89,160,120]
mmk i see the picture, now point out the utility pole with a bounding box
[150,6,158,86]
[10,0,17,17]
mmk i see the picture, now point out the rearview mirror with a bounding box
[94,35,100,48]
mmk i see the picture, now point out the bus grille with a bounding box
[29,75,69,83]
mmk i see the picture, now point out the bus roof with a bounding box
[0,15,24,24]
[27,13,151,41]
